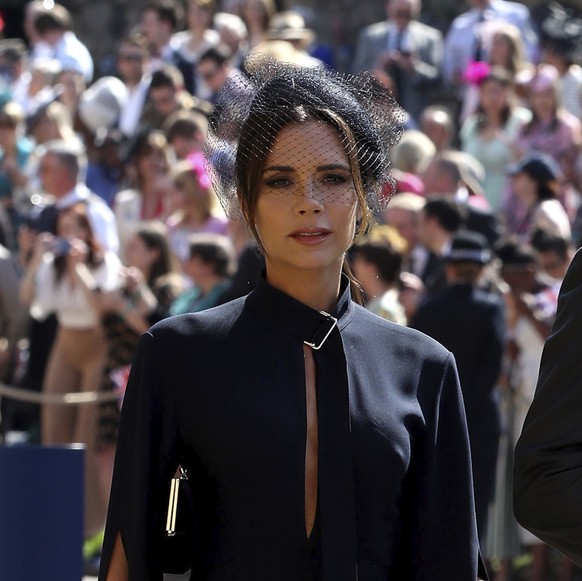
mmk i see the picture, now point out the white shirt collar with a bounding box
[55,183,90,208]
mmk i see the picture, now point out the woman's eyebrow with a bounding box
[317,163,351,172]
[263,163,351,173]
[263,165,294,173]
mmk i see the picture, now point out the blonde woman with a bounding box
[165,152,228,261]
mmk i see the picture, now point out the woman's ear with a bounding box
[354,203,365,239]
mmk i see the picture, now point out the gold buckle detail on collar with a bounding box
[304,311,338,350]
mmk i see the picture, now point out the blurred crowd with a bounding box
[1,0,582,578]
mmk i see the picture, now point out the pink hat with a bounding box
[394,171,425,196]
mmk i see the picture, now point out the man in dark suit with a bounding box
[351,0,443,124]
[411,231,506,544]
[417,195,463,298]
[514,248,582,567]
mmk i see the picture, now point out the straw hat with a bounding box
[267,11,315,47]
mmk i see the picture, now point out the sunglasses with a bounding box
[119,53,144,62]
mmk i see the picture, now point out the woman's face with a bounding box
[350,253,377,294]
[511,172,537,208]
[137,146,168,181]
[479,79,508,115]
[529,87,557,118]
[253,121,358,283]
[187,1,211,31]
[243,0,267,28]
[176,173,209,210]
[124,233,159,272]
[32,113,60,144]
[0,120,17,149]
[490,34,512,66]
[57,211,90,242]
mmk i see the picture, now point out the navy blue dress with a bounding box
[99,276,480,580]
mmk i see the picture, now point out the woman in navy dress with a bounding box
[100,57,482,581]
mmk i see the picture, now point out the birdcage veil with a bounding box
[204,55,405,220]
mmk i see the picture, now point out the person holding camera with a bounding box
[19,202,121,543]
[351,0,443,125]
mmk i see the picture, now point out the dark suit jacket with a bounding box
[514,248,582,566]
[420,251,447,298]
[351,20,443,123]
[411,284,505,439]
[411,283,505,542]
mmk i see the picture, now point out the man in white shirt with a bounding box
[443,0,538,92]
[540,11,582,120]
[351,0,443,124]
[32,3,93,84]
[0,39,30,111]
[33,140,119,254]
[116,34,152,138]
[141,0,180,70]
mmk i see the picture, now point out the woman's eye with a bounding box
[265,176,291,188]
[323,174,349,185]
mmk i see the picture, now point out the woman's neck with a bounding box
[522,189,538,210]
[187,29,205,51]
[536,112,555,125]
[198,274,223,295]
[484,111,503,127]
[140,181,161,217]
[182,203,210,226]
[265,262,343,313]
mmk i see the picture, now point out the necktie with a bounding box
[395,29,404,52]
[473,11,485,61]
[390,29,405,101]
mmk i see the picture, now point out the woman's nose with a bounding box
[295,181,324,214]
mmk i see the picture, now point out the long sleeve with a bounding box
[351,24,387,74]
[0,251,28,354]
[402,352,479,579]
[471,299,505,406]
[32,255,59,317]
[409,27,443,87]
[99,332,182,580]
[514,248,582,566]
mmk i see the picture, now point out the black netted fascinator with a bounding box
[204,56,405,219]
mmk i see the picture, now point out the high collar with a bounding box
[245,274,355,349]
[245,273,359,579]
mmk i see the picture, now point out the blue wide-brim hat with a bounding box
[507,152,562,183]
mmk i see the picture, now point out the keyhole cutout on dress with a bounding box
[303,344,318,539]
